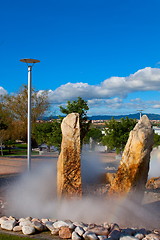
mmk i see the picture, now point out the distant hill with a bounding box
[41,113,160,121]
[88,113,160,120]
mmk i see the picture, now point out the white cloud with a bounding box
[43,67,160,104]
[0,86,7,95]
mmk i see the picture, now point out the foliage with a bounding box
[2,85,49,142]
[60,97,91,144]
[102,117,137,153]
[153,133,160,148]
[33,120,62,151]
[84,127,103,144]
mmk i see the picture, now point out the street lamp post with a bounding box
[20,58,40,171]
[137,109,143,120]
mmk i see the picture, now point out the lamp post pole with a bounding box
[137,109,143,120]
[28,65,32,171]
[20,59,40,171]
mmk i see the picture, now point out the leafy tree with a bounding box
[84,127,103,144]
[153,133,160,148]
[0,101,14,155]
[3,85,49,142]
[102,117,137,154]
[33,120,62,152]
[59,97,91,145]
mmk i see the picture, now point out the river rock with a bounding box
[120,236,139,240]
[57,113,82,198]
[22,225,36,235]
[53,220,70,228]
[143,233,160,240]
[72,231,82,240]
[13,225,22,232]
[88,226,109,236]
[19,219,33,227]
[83,232,99,240]
[108,115,154,201]
[32,221,44,231]
[0,216,8,225]
[1,219,17,231]
[75,226,85,236]
[59,226,73,239]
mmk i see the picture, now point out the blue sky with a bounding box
[1,0,160,116]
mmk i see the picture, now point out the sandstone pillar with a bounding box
[57,113,82,198]
[108,115,154,201]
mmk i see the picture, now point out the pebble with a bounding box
[75,226,85,236]
[22,225,36,235]
[143,233,160,240]
[1,219,17,231]
[83,232,99,240]
[72,231,82,240]
[45,221,56,231]
[13,225,22,232]
[32,220,44,231]
[97,235,108,240]
[59,226,73,239]
[51,228,60,235]
[134,233,144,239]
[53,220,69,228]
[19,219,33,227]
[0,215,159,240]
[0,216,8,224]
[120,236,139,240]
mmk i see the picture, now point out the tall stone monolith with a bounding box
[57,113,82,199]
[108,115,154,201]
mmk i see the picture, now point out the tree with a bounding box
[59,97,91,145]
[33,120,62,152]
[0,100,13,155]
[84,127,103,144]
[153,133,160,148]
[3,85,49,142]
[102,117,137,154]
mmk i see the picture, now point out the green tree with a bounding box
[153,133,160,148]
[84,127,103,144]
[102,117,137,154]
[59,97,91,145]
[33,120,62,152]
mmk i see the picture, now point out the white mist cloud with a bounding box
[0,86,7,95]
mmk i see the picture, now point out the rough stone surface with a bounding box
[57,113,82,198]
[146,177,160,189]
[59,226,73,239]
[88,226,109,236]
[108,115,154,200]
[53,220,70,228]
[32,220,44,231]
[75,226,85,236]
[22,225,36,235]
[120,236,139,240]
[83,232,99,240]
[1,219,17,231]
[72,231,82,240]
[19,219,33,227]
[143,233,160,240]
[13,225,22,232]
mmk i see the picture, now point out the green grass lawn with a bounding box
[0,233,36,239]
[1,143,39,157]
